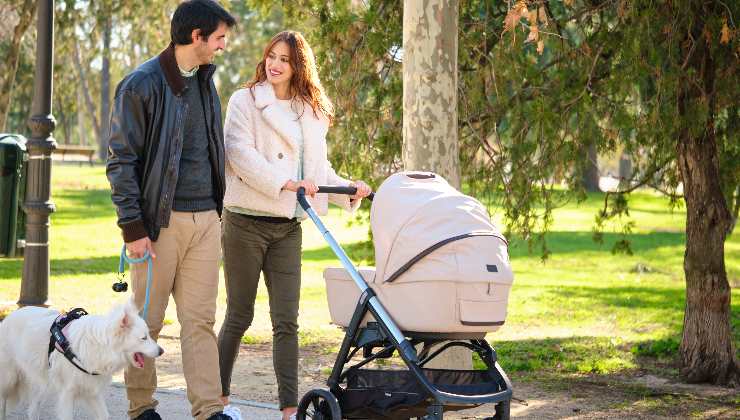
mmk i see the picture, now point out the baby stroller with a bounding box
[296,172,514,420]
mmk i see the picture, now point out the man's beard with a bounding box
[196,44,213,65]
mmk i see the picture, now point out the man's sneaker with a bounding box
[133,409,162,420]
[223,404,243,420]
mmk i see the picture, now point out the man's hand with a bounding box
[126,237,156,260]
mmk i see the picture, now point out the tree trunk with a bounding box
[0,0,37,132]
[76,84,89,146]
[676,2,739,386]
[403,0,468,370]
[582,143,600,192]
[54,96,71,144]
[402,0,460,188]
[73,40,101,142]
[618,153,632,188]
[98,16,112,161]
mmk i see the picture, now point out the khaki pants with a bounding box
[126,211,223,420]
[217,210,302,409]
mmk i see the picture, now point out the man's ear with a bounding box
[191,28,202,43]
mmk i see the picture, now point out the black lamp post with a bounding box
[19,0,56,307]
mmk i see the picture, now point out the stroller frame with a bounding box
[297,187,513,420]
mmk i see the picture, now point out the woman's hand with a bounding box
[350,180,372,200]
[283,179,319,197]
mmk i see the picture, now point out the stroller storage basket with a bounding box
[340,368,505,419]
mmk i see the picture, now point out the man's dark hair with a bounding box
[171,0,236,45]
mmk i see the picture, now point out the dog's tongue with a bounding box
[134,352,145,368]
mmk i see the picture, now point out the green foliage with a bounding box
[0,1,36,134]
[5,2,738,245]
[240,334,268,345]
[631,337,680,359]
[5,1,283,149]
[244,0,739,258]
[249,0,403,184]
[217,2,285,112]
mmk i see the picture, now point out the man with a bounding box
[106,1,236,419]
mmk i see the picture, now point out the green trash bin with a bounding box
[0,133,28,258]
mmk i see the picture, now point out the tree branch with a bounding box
[0,0,37,131]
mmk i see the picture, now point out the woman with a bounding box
[217,31,371,420]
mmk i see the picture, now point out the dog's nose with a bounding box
[158,346,165,356]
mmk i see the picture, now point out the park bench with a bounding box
[53,144,96,166]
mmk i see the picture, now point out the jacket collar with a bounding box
[158,43,216,96]
[252,82,329,152]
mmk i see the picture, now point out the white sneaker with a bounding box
[223,404,243,420]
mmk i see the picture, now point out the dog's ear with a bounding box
[125,297,141,315]
[113,299,140,330]
[120,310,131,329]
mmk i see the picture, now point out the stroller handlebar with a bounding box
[297,186,374,211]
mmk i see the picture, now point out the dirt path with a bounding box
[119,336,738,419]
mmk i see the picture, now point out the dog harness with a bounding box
[48,308,99,376]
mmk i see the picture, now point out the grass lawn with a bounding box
[1,164,738,380]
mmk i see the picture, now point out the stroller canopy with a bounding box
[370,171,506,284]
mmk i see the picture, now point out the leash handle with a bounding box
[119,244,153,321]
[119,244,151,270]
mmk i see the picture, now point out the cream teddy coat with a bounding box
[223,82,359,218]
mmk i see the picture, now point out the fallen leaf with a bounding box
[538,6,548,25]
[582,42,592,56]
[515,0,528,15]
[720,20,731,44]
[527,25,540,43]
[503,8,521,35]
[617,0,629,19]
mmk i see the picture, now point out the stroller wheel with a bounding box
[297,388,342,420]
[493,399,511,420]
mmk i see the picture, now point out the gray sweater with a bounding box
[173,74,217,212]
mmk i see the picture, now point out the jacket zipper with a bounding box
[158,100,186,227]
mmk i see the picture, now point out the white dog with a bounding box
[0,299,163,420]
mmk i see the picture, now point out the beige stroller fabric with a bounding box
[324,172,514,334]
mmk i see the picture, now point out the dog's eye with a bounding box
[141,336,147,341]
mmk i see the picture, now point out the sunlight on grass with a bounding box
[1,164,738,379]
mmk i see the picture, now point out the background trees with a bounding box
[262,0,739,385]
[2,0,737,385]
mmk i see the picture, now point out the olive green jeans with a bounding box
[217,209,302,409]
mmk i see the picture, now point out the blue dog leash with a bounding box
[118,244,153,320]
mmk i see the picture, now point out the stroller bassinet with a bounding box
[324,172,513,334]
[295,172,514,420]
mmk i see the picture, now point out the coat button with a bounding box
[278,153,284,159]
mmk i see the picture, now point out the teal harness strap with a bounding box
[119,244,153,320]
